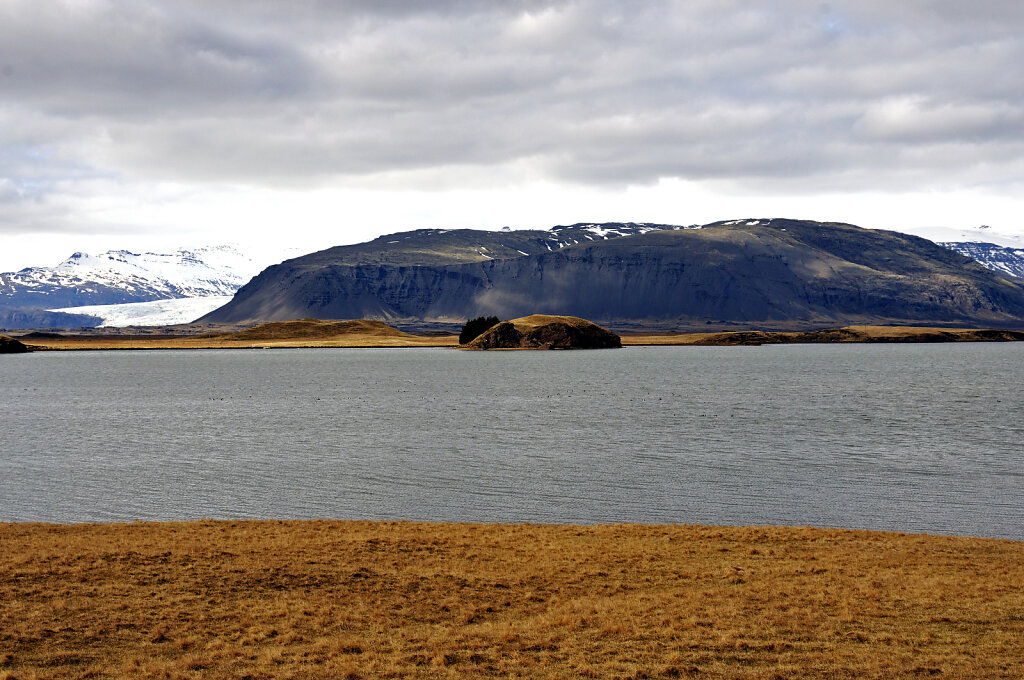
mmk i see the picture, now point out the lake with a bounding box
[2,344,1022,539]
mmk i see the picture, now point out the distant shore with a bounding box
[9,320,1024,350]
[2,519,1021,679]
[622,324,1024,346]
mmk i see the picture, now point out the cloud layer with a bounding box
[2,0,1023,252]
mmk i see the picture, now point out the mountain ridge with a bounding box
[0,245,261,311]
[201,219,1024,330]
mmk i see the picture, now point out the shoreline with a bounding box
[5,517,1022,542]
[3,518,1022,679]
[8,323,1024,351]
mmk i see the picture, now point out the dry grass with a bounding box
[2,521,1022,679]
[621,325,1024,345]
[22,335,457,350]
[206,319,411,341]
[22,319,458,350]
[497,315,600,331]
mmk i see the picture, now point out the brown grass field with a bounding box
[2,521,1022,679]
[18,319,458,350]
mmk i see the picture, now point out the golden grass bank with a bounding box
[2,520,1023,679]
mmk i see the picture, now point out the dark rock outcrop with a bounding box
[16,331,66,340]
[463,315,621,350]
[0,334,30,353]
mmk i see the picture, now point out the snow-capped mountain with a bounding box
[939,242,1024,279]
[0,246,263,310]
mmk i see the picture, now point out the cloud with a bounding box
[1,0,1023,252]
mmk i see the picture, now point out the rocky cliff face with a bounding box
[463,315,621,350]
[201,219,1024,329]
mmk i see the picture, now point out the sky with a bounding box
[2,0,1024,271]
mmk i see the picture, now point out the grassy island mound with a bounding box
[2,521,1022,679]
[207,318,411,342]
[0,334,30,353]
[464,314,621,350]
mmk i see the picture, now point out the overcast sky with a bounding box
[2,0,1023,270]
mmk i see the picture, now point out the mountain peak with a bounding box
[1,245,265,318]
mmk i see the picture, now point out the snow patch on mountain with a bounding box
[574,224,660,238]
[50,296,234,327]
[542,222,685,250]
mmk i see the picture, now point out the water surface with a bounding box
[2,345,1021,539]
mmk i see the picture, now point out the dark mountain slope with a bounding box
[293,223,677,268]
[202,223,679,322]
[460,220,1024,325]
[202,219,1024,329]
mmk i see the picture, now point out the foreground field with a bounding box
[2,522,1022,679]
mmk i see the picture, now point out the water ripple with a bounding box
[1,344,1022,538]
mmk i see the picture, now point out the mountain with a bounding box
[200,219,1024,330]
[0,245,261,311]
[283,222,682,268]
[939,242,1024,280]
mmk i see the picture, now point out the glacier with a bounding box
[49,296,234,327]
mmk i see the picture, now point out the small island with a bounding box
[461,314,622,350]
[0,334,30,354]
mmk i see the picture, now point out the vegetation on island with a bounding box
[459,315,500,344]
